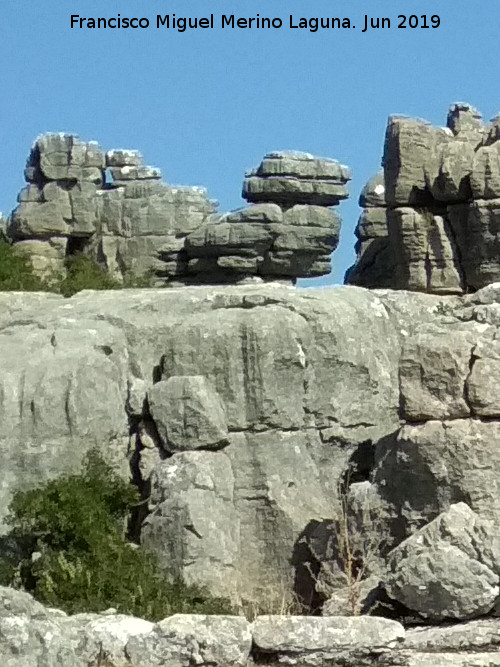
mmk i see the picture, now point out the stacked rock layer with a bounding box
[9,134,216,283]
[346,103,500,294]
[7,138,350,284]
[185,151,350,282]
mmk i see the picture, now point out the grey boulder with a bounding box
[147,376,229,453]
[385,503,500,621]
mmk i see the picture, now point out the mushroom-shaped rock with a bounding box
[243,150,350,206]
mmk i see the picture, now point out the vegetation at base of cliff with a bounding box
[0,241,155,296]
[0,448,231,620]
[0,240,49,291]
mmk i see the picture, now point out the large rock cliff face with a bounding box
[347,103,500,294]
[4,280,500,627]
[2,281,497,613]
[0,284,404,602]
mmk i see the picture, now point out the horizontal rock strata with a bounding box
[6,138,350,285]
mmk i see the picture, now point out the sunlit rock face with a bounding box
[7,138,350,286]
[347,103,500,295]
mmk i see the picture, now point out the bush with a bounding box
[0,242,156,296]
[0,448,232,620]
[58,254,121,297]
[0,240,48,291]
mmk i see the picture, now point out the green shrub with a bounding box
[0,240,48,291]
[58,254,120,297]
[1,448,232,620]
[0,242,157,296]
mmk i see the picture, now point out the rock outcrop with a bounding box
[0,284,407,605]
[6,585,500,666]
[4,279,500,624]
[346,102,500,294]
[386,503,500,621]
[6,137,349,285]
[8,111,500,651]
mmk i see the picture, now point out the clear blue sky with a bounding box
[0,1,497,285]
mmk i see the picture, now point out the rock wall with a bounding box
[346,103,500,294]
[6,136,349,285]
[0,284,407,605]
[3,282,500,624]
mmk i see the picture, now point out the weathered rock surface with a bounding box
[346,102,500,294]
[251,615,405,666]
[147,376,229,453]
[386,503,500,621]
[7,139,350,284]
[7,584,500,666]
[344,170,394,289]
[3,281,500,624]
[0,283,452,606]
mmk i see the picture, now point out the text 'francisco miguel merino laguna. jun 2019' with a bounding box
[69,13,442,33]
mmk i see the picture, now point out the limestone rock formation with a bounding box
[9,114,500,640]
[251,615,405,666]
[6,138,349,285]
[4,276,500,639]
[0,284,429,605]
[8,584,500,665]
[346,102,500,294]
[386,503,500,621]
[344,170,394,288]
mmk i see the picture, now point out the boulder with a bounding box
[147,376,229,453]
[385,503,500,621]
[126,614,252,667]
[251,615,405,666]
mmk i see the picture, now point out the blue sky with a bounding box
[0,1,497,285]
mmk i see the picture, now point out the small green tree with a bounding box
[1,448,231,620]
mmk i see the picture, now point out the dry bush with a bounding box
[305,477,390,616]
[237,580,303,621]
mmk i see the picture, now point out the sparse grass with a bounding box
[238,581,303,621]
[304,476,389,616]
